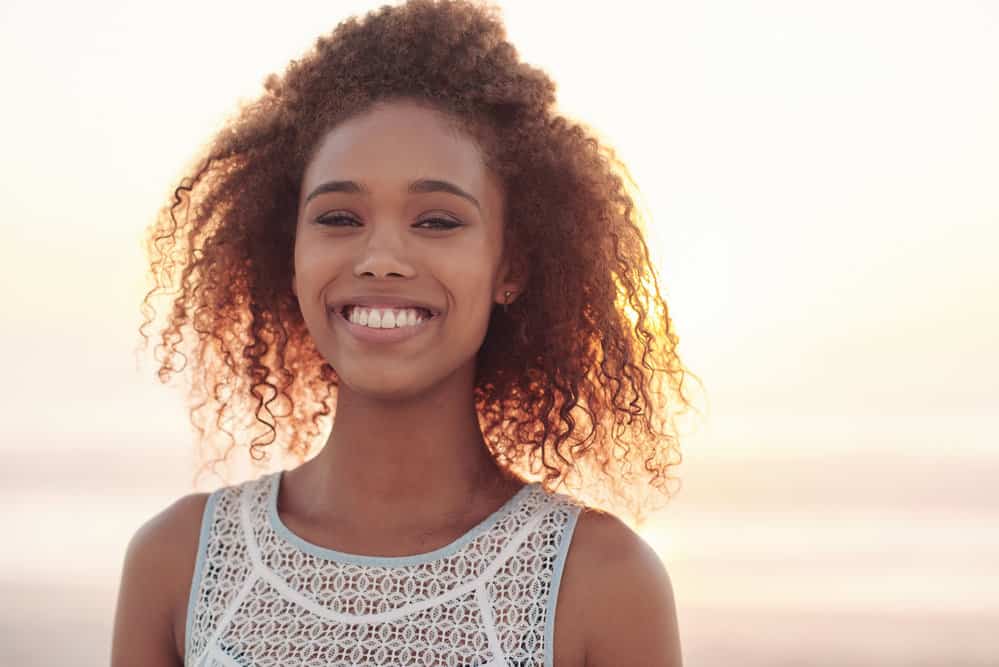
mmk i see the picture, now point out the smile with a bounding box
[333,305,438,344]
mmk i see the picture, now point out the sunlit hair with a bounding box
[139,0,705,523]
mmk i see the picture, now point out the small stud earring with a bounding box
[503,290,513,314]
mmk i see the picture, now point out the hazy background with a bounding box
[2,0,997,664]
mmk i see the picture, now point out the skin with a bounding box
[110,99,682,666]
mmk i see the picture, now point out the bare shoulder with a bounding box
[111,491,211,666]
[559,507,683,667]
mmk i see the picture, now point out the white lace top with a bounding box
[184,470,582,666]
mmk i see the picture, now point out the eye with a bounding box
[416,217,462,230]
[314,213,360,227]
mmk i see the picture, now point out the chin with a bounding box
[332,368,439,399]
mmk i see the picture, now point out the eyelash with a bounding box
[314,214,462,230]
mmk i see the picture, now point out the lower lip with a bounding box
[333,308,438,344]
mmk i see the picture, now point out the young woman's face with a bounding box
[293,99,513,400]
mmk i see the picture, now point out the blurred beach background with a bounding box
[1,0,997,665]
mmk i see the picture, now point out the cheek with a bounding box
[294,240,341,298]
[442,252,498,317]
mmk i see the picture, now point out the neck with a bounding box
[295,365,517,530]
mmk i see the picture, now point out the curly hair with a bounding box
[139,0,705,523]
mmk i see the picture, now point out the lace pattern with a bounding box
[185,471,582,666]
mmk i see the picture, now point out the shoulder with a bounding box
[125,491,213,582]
[559,507,683,667]
[114,491,213,662]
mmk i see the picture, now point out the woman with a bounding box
[112,1,698,664]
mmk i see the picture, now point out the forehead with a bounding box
[301,101,493,197]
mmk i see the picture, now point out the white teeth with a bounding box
[347,306,429,329]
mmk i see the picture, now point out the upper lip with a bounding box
[330,295,442,316]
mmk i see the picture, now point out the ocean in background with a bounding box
[3,417,998,666]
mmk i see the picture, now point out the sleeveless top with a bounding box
[185,470,583,667]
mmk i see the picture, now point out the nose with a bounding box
[352,222,417,279]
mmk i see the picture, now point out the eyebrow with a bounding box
[304,178,481,211]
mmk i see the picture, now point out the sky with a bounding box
[0,0,996,455]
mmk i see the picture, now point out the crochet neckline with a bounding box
[265,469,538,567]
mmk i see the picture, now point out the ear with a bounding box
[495,250,529,307]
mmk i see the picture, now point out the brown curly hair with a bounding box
[138,0,705,523]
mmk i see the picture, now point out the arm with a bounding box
[110,492,209,667]
[575,512,683,667]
